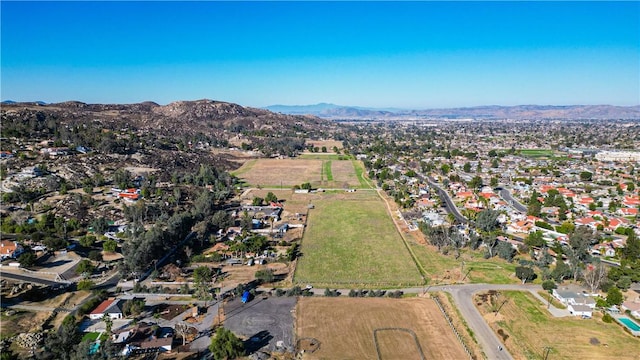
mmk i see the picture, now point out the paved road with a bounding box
[496,187,527,213]
[425,176,469,224]
[446,284,532,360]
[0,270,64,287]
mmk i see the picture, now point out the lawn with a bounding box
[81,332,108,342]
[519,149,555,158]
[294,191,422,287]
[476,291,639,359]
[408,243,520,285]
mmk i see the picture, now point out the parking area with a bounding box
[223,296,296,353]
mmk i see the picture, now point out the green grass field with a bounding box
[519,149,555,158]
[478,291,639,359]
[294,191,422,287]
[322,160,333,181]
[352,160,372,188]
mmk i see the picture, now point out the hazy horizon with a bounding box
[2,2,639,108]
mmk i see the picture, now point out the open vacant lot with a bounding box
[476,291,639,359]
[296,297,468,359]
[409,243,520,284]
[294,191,422,287]
[232,158,364,188]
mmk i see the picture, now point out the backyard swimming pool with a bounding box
[617,316,640,335]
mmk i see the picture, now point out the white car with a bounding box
[305,284,313,290]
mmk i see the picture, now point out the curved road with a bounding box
[425,176,469,224]
[496,187,527,213]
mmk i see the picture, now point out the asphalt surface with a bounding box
[0,271,62,287]
[425,176,469,224]
[223,296,296,353]
[496,187,527,213]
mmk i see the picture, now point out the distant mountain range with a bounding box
[265,103,640,120]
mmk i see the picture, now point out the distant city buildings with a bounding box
[596,151,640,162]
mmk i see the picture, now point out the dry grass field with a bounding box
[232,159,321,187]
[232,158,364,188]
[296,297,468,360]
[476,291,640,360]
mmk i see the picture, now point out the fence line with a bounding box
[431,295,474,360]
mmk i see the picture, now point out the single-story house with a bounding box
[553,289,596,310]
[89,298,127,320]
[568,304,593,317]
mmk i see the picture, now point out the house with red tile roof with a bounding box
[0,240,24,260]
[623,195,640,207]
[574,217,600,229]
[89,298,126,320]
[618,207,639,217]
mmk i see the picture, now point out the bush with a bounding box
[602,313,613,323]
[77,280,95,291]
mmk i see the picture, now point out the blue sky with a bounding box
[2,1,639,108]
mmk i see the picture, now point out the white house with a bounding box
[568,304,593,317]
[553,288,596,314]
[89,299,126,320]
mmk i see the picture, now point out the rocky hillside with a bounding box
[1,99,328,136]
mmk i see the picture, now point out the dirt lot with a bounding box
[155,304,189,321]
[296,297,468,360]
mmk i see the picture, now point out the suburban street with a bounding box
[496,187,527,213]
[425,175,469,224]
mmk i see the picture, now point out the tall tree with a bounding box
[193,266,214,304]
[209,327,245,360]
[476,209,499,233]
[583,261,608,294]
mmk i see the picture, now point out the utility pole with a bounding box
[495,299,508,318]
[461,267,472,282]
[543,346,552,360]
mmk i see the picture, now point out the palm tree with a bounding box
[103,315,113,334]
